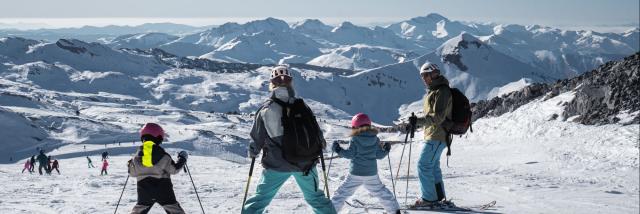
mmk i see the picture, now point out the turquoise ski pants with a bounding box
[242,167,337,214]
[417,140,447,201]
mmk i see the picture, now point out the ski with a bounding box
[405,200,496,212]
[346,199,497,213]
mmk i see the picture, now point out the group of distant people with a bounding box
[21,150,110,176]
[21,150,59,175]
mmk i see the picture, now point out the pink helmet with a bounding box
[351,113,372,128]
[140,123,164,139]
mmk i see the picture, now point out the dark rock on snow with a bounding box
[473,52,639,125]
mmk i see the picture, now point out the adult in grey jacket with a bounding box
[243,65,336,214]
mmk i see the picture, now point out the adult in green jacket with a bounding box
[414,62,454,208]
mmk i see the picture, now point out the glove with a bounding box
[248,150,257,158]
[178,151,188,160]
[332,142,342,152]
[383,143,391,152]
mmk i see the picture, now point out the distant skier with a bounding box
[331,113,400,213]
[100,159,109,175]
[128,123,188,213]
[22,159,32,173]
[36,150,48,175]
[46,156,53,175]
[29,155,36,172]
[87,156,95,168]
[101,151,109,161]
[51,159,60,175]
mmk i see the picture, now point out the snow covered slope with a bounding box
[291,19,333,38]
[386,13,488,49]
[0,33,554,129]
[473,52,640,125]
[307,44,419,70]
[0,32,638,213]
[483,24,637,78]
[106,33,180,50]
[0,106,50,161]
[0,90,636,213]
[199,29,322,64]
[13,15,630,76]
[486,78,533,99]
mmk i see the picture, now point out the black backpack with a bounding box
[436,86,473,156]
[270,97,324,170]
[447,87,473,135]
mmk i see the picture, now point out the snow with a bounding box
[199,30,322,64]
[426,33,547,101]
[616,110,640,125]
[0,14,639,213]
[3,15,629,76]
[0,91,637,213]
[308,52,354,70]
[107,33,179,50]
[307,44,417,71]
[486,78,533,99]
[534,50,558,62]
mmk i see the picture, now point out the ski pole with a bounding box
[242,157,256,210]
[185,163,205,214]
[320,153,331,200]
[394,128,410,185]
[387,150,397,200]
[327,150,334,179]
[114,174,129,214]
[405,139,413,206]
[404,112,417,206]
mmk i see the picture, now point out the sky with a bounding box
[0,0,638,31]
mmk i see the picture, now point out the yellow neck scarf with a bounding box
[142,141,155,167]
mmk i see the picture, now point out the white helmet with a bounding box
[420,62,439,74]
[271,65,291,79]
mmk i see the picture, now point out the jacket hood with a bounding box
[428,76,450,90]
[352,131,379,146]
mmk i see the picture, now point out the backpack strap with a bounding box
[446,133,452,168]
[270,97,289,108]
[446,133,452,156]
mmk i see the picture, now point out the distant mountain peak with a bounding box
[56,39,90,54]
[245,17,289,30]
[338,21,357,28]
[436,32,489,71]
[292,19,329,29]
[54,38,115,57]
[438,32,484,52]
[410,13,450,23]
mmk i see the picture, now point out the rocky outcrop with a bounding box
[473,52,639,125]
[471,83,550,120]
